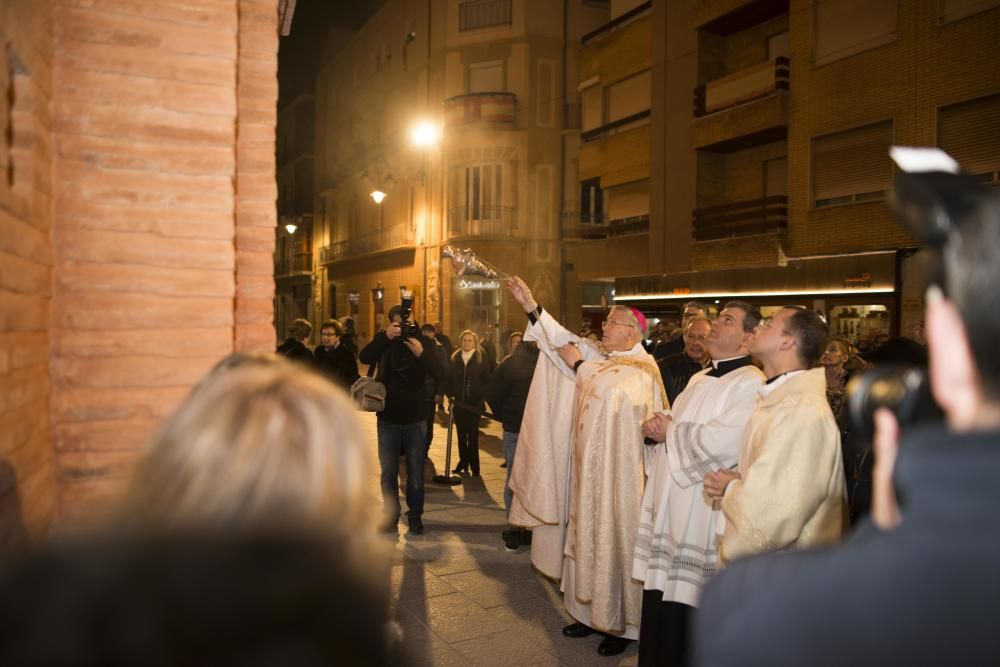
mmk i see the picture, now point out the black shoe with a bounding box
[500,462,508,468]
[502,528,521,552]
[597,635,632,656]
[452,464,466,474]
[408,517,424,535]
[379,518,399,534]
[562,622,595,638]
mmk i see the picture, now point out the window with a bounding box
[814,0,896,66]
[581,84,603,131]
[464,164,503,221]
[580,178,603,224]
[459,0,512,31]
[606,180,649,222]
[812,120,893,207]
[939,0,1000,23]
[469,60,503,93]
[764,157,788,197]
[605,70,651,124]
[938,93,1000,183]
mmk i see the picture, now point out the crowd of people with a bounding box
[1,154,998,665]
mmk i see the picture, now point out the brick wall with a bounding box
[43,0,277,525]
[786,0,1000,257]
[0,0,57,541]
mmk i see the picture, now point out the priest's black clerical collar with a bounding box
[707,355,753,378]
[765,368,806,385]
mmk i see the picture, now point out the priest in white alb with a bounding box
[505,276,666,657]
[632,301,765,667]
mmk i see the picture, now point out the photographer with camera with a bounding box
[693,149,1000,666]
[359,297,444,537]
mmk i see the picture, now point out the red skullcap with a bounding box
[627,307,647,336]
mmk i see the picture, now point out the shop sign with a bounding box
[457,278,501,290]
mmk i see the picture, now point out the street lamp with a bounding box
[410,120,442,149]
[284,222,298,234]
[370,190,387,204]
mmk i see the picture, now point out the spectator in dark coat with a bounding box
[338,317,358,357]
[433,321,453,357]
[479,330,498,372]
[652,301,708,361]
[277,318,314,366]
[490,337,540,552]
[359,307,445,536]
[420,323,449,452]
[445,330,492,476]
[658,316,712,405]
[314,319,360,391]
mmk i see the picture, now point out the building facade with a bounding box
[311,0,609,350]
[605,0,1000,344]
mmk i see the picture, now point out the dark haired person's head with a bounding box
[287,318,312,342]
[722,300,763,333]
[749,306,828,370]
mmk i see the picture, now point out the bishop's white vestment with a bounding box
[508,309,666,638]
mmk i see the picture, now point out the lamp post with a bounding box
[408,119,443,325]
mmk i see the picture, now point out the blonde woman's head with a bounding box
[124,356,372,538]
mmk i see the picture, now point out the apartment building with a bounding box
[311,0,608,348]
[574,0,1000,345]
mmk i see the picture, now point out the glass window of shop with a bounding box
[829,304,891,349]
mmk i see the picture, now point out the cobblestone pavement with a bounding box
[359,409,640,667]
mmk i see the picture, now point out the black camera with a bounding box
[845,365,942,442]
[397,295,422,340]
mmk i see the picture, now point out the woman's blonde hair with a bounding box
[451,329,483,361]
[123,356,372,538]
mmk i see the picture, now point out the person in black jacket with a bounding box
[314,319,360,391]
[692,156,1000,667]
[359,306,444,536]
[445,330,492,476]
[489,336,539,551]
[276,318,314,365]
[420,323,449,452]
[657,316,712,405]
[652,301,708,361]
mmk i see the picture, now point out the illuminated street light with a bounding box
[370,190,387,204]
[284,222,298,234]
[410,120,441,148]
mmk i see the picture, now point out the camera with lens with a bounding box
[845,365,942,442]
[397,293,422,340]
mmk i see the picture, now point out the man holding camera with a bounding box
[359,301,444,537]
[693,150,1000,666]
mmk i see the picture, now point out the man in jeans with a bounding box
[359,305,444,536]
[488,338,539,551]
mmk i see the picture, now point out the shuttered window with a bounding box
[938,0,1000,23]
[606,180,650,221]
[812,120,893,207]
[605,70,651,124]
[814,0,897,66]
[938,93,1000,181]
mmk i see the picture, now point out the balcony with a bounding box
[275,252,312,277]
[581,0,652,46]
[579,121,650,187]
[448,206,516,238]
[694,0,788,35]
[443,92,516,129]
[692,195,787,241]
[459,0,511,32]
[563,211,650,239]
[319,225,415,265]
[692,58,788,152]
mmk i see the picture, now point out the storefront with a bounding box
[613,251,912,349]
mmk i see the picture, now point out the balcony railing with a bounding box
[563,212,649,239]
[444,92,516,128]
[581,109,652,143]
[448,206,516,237]
[582,0,652,45]
[694,57,789,117]
[459,0,511,31]
[319,225,414,264]
[692,195,788,241]
[275,252,312,276]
